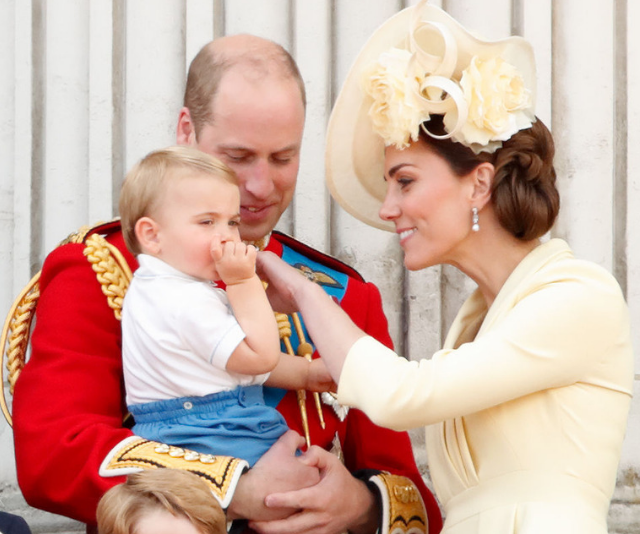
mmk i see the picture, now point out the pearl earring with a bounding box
[471,207,480,232]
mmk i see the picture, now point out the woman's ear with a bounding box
[135,217,161,255]
[471,162,494,210]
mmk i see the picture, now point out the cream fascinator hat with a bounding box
[325,0,537,231]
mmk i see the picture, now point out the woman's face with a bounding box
[379,142,476,270]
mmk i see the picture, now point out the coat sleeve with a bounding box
[338,266,633,431]
[339,280,443,534]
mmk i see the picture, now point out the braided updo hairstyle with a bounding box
[419,115,559,241]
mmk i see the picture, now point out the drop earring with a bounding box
[471,207,480,232]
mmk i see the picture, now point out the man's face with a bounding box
[192,70,306,242]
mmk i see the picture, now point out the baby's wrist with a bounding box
[223,272,259,287]
[303,358,313,389]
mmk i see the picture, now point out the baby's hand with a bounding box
[211,235,257,285]
[307,358,336,393]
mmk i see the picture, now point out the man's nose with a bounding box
[242,159,275,200]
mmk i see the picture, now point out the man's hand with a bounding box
[227,431,320,522]
[211,235,257,285]
[249,446,379,534]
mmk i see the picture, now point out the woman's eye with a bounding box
[200,220,213,226]
[398,177,413,188]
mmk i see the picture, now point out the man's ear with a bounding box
[135,217,161,255]
[471,162,494,210]
[176,107,197,146]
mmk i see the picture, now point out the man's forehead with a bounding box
[212,66,304,109]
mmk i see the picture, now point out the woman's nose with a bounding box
[379,190,400,221]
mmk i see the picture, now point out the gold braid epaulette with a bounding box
[83,233,133,321]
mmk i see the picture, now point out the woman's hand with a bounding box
[258,250,366,385]
[257,251,311,314]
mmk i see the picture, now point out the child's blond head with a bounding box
[96,469,226,534]
[119,146,237,255]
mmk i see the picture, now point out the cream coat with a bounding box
[338,239,633,533]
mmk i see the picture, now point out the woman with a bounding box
[256,2,633,533]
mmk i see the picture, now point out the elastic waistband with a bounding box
[128,385,265,423]
[444,471,609,528]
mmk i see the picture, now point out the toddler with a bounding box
[119,146,331,466]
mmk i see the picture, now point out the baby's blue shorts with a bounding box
[128,385,289,466]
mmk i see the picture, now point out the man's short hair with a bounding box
[96,469,226,534]
[119,145,237,255]
[184,37,307,138]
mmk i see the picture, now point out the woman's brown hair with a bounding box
[419,115,559,241]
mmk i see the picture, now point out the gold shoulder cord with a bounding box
[0,274,40,426]
[1,225,101,426]
[275,311,326,449]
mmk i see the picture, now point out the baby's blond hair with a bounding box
[119,146,237,255]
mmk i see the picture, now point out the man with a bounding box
[12,35,442,534]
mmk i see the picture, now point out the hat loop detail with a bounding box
[408,14,469,140]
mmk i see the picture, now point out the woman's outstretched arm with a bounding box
[257,251,365,382]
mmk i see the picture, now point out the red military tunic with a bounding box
[12,221,442,533]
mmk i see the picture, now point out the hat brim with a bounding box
[325,4,536,232]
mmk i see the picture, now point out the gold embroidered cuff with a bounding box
[368,473,428,534]
[99,436,248,509]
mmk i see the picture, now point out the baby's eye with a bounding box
[199,220,213,226]
[229,220,240,227]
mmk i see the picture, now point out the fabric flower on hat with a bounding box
[447,56,534,153]
[363,48,430,148]
[361,3,536,154]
